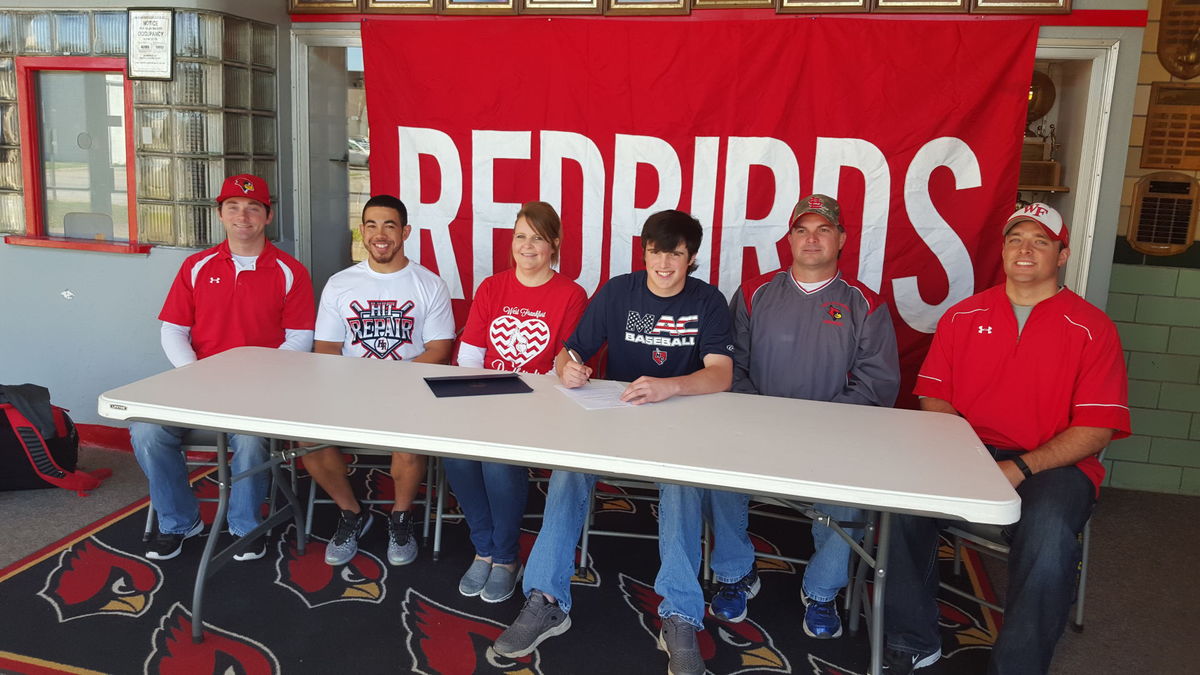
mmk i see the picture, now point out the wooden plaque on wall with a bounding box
[969,0,1069,14]
[1142,83,1200,171]
[366,0,440,12]
[1159,0,1200,80]
[521,0,603,13]
[605,0,689,14]
[289,0,360,12]
[776,0,868,13]
[873,0,966,13]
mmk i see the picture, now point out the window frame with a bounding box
[5,56,151,254]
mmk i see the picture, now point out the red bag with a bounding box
[0,403,110,494]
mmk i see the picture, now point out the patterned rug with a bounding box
[0,461,1002,674]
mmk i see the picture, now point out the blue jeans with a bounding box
[523,470,754,627]
[884,452,1095,675]
[130,422,269,537]
[803,503,865,602]
[442,458,528,565]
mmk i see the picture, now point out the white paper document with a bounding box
[555,381,634,410]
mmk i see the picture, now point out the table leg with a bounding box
[869,511,892,675]
[270,456,307,555]
[191,431,231,643]
[847,510,878,637]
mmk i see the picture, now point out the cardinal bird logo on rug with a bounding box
[145,602,280,675]
[619,573,790,675]
[273,526,387,608]
[938,596,997,657]
[37,537,163,622]
[805,654,863,675]
[401,588,544,675]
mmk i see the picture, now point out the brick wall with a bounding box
[1106,264,1200,494]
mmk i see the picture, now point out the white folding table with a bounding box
[99,346,1019,675]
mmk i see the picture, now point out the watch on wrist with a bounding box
[1012,455,1034,479]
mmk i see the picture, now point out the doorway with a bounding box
[291,29,369,296]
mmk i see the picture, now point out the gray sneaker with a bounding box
[325,508,373,566]
[387,510,418,566]
[657,615,705,675]
[493,591,571,658]
[481,564,522,603]
[459,558,493,597]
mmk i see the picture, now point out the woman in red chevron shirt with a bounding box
[446,201,588,604]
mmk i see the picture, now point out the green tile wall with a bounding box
[1169,327,1200,356]
[1178,269,1200,299]
[1116,322,1169,352]
[1109,265,1178,296]
[1105,263,1200,494]
[1127,380,1160,408]
[1135,296,1200,327]
[1106,434,1150,462]
[1159,383,1200,412]
[1127,353,1200,383]
[1106,293,1138,322]
[1182,468,1200,495]
[1149,438,1200,467]
[1108,461,1184,492]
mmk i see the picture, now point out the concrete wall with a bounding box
[0,245,186,422]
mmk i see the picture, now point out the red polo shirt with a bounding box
[158,241,315,360]
[915,284,1130,491]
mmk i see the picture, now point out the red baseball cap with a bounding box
[1003,202,1068,247]
[216,174,271,207]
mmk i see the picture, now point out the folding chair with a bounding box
[142,430,282,541]
[942,516,1093,632]
[939,448,1105,633]
[717,497,872,625]
[430,463,551,562]
[579,478,714,583]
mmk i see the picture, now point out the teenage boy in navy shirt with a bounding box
[493,210,753,675]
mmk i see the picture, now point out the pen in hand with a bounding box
[566,349,590,385]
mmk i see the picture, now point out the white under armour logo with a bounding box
[978,326,992,334]
[209,277,221,284]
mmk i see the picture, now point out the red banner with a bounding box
[363,16,1037,406]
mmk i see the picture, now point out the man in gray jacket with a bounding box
[717,193,901,639]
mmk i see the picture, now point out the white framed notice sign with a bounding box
[127,9,174,80]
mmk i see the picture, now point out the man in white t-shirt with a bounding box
[306,194,455,567]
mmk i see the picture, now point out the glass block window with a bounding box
[0,9,278,249]
[0,54,18,234]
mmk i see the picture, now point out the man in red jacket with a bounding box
[883,203,1130,675]
[131,174,314,562]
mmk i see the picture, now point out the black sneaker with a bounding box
[493,590,571,658]
[145,519,203,560]
[387,510,418,566]
[882,646,941,673]
[325,508,374,566]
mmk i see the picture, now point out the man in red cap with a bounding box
[882,203,1130,674]
[131,174,315,562]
